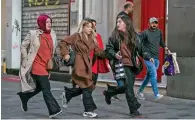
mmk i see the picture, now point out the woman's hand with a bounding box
[115,51,122,60]
[64,55,70,62]
[150,58,154,63]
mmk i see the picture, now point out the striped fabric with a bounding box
[114,61,126,80]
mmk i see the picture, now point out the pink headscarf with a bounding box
[37,14,52,34]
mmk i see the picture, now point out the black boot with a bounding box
[103,84,127,105]
[130,110,143,118]
[17,92,28,111]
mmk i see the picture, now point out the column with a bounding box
[5,0,22,69]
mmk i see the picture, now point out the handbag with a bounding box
[114,60,127,81]
[40,35,58,70]
[63,33,81,66]
[164,54,175,76]
[63,45,76,66]
[114,40,126,81]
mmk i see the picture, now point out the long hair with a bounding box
[77,18,97,45]
[111,15,136,50]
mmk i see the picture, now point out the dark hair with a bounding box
[124,3,131,9]
[90,19,96,23]
[111,15,136,50]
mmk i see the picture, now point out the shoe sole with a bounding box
[49,110,62,118]
[135,92,145,100]
[137,97,145,100]
[21,103,26,112]
[83,114,98,118]
[18,95,27,112]
[60,92,68,108]
[155,95,164,101]
[131,114,145,118]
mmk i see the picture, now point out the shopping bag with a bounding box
[171,53,180,74]
[164,54,175,76]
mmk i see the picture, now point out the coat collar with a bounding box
[36,29,55,35]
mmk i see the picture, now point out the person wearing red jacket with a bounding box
[90,19,110,86]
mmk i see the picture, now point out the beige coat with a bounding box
[20,29,57,93]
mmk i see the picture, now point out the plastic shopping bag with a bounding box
[164,54,175,76]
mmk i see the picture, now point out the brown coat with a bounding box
[20,29,57,92]
[59,33,105,89]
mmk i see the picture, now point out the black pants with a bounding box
[66,87,97,112]
[21,74,61,115]
[82,88,97,112]
[92,73,98,86]
[124,66,141,112]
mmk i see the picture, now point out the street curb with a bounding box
[50,72,71,83]
[4,68,72,83]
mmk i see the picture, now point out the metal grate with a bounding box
[21,0,70,42]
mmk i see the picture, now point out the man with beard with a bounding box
[136,17,171,101]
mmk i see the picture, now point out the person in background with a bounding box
[59,18,107,118]
[111,1,134,100]
[103,15,142,118]
[117,1,134,20]
[90,19,110,86]
[17,14,62,118]
[136,17,171,101]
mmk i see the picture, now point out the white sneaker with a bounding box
[83,111,98,118]
[60,92,68,108]
[155,94,164,101]
[49,110,62,118]
[136,91,145,100]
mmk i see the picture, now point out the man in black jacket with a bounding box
[116,1,134,20]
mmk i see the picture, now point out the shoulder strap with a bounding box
[41,34,53,56]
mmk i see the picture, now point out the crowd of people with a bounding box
[17,1,171,119]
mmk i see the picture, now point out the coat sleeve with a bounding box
[94,46,107,58]
[59,33,78,57]
[105,37,117,60]
[21,31,31,61]
[139,31,152,60]
[159,31,166,48]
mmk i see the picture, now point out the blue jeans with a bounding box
[139,59,160,96]
[117,79,124,87]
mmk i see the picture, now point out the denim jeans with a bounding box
[139,59,160,96]
[116,79,124,87]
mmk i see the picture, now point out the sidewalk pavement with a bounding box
[1,74,195,119]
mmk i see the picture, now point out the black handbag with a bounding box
[63,46,75,66]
